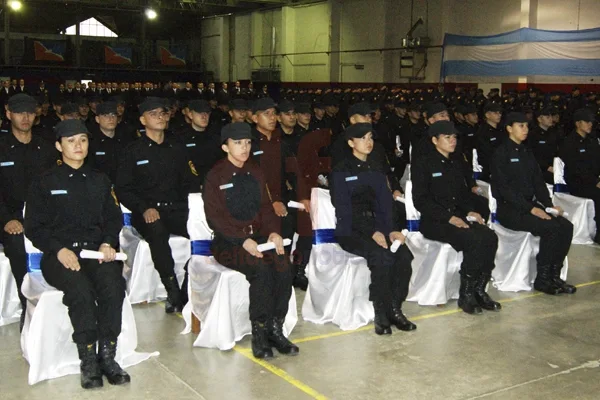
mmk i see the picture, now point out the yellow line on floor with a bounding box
[293,279,600,344]
[232,347,329,400]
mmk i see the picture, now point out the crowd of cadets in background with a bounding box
[1,77,599,196]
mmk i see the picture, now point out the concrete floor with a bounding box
[1,245,600,400]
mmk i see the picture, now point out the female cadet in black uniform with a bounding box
[203,122,298,359]
[492,112,575,295]
[412,120,500,315]
[331,123,416,335]
[24,119,129,389]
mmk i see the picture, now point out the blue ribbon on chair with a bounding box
[553,184,570,194]
[407,219,420,232]
[312,229,336,245]
[123,213,132,227]
[473,172,481,180]
[27,253,43,273]
[491,213,498,223]
[191,240,212,256]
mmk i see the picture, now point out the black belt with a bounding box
[360,211,376,218]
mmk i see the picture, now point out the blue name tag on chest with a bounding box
[253,151,264,156]
[510,158,519,162]
[432,172,442,177]
[220,183,234,190]
[0,161,14,167]
[345,176,358,182]
[580,149,586,153]
[137,160,149,165]
[51,190,67,195]
[490,137,497,141]
[539,140,546,144]
[186,143,196,147]
[95,152,106,156]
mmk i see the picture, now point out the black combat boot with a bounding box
[164,275,183,313]
[534,265,562,295]
[76,343,103,389]
[474,272,502,311]
[390,302,417,331]
[267,318,299,355]
[251,321,274,359]
[458,273,483,315]
[551,264,576,294]
[373,302,392,335]
[292,251,309,291]
[98,339,131,385]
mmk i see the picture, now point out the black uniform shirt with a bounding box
[475,122,505,181]
[331,155,393,238]
[24,163,122,254]
[527,125,558,173]
[88,128,133,183]
[115,134,198,215]
[491,138,552,214]
[558,131,600,190]
[175,124,224,187]
[412,149,474,223]
[0,132,58,226]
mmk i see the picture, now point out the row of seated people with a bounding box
[0,93,593,389]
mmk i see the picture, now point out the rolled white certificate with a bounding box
[394,196,405,203]
[287,200,306,210]
[257,238,292,253]
[545,207,569,217]
[390,229,409,253]
[80,249,128,261]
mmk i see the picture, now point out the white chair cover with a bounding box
[552,157,596,244]
[0,246,21,326]
[405,232,463,305]
[181,193,297,350]
[301,188,374,330]
[20,238,158,385]
[476,180,569,291]
[404,180,463,305]
[120,204,190,304]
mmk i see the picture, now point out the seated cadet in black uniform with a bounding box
[116,97,199,314]
[559,109,600,244]
[229,99,250,123]
[25,119,129,389]
[413,121,500,315]
[492,112,575,295]
[176,99,223,188]
[88,102,132,183]
[527,107,558,184]
[0,94,58,331]
[476,102,504,182]
[331,123,416,335]
[204,123,297,359]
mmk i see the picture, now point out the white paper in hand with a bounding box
[287,201,305,210]
[545,207,569,217]
[257,238,292,253]
[80,249,128,261]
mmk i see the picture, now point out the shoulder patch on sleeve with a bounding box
[111,187,119,207]
[188,160,198,176]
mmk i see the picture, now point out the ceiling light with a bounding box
[9,1,23,11]
[145,8,157,20]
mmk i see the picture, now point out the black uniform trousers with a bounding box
[497,205,573,267]
[212,236,293,323]
[41,252,126,345]
[337,235,413,306]
[421,220,498,275]
[1,230,27,308]
[282,207,313,270]
[131,207,189,284]
[570,185,600,226]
